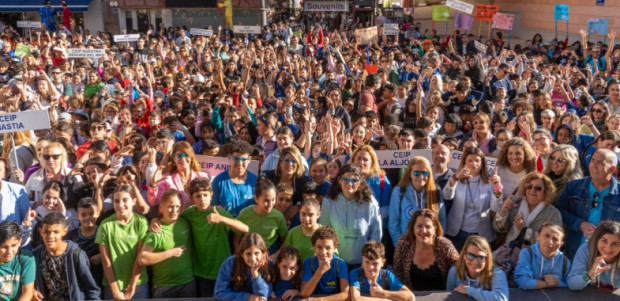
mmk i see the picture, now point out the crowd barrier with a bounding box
[110,286,620,301]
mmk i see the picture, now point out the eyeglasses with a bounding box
[549,155,566,164]
[412,170,430,177]
[340,176,361,184]
[43,154,62,161]
[90,125,105,132]
[280,158,298,166]
[525,183,544,192]
[230,155,250,164]
[465,252,487,263]
[173,153,190,160]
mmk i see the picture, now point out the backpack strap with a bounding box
[562,255,567,275]
[381,270,389,290]
[380,174,385,191]
[357,268,366,293]
[73,247,81,264]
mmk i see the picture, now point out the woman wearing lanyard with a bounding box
[389,156,446,245]
[443,146,502,252]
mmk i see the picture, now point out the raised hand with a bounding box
[207,207,224,224]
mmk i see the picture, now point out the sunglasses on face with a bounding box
[230,155,250,164]
[549,155,566,164]
[173,153,190,160]
[43,154,61,161]
[592,109,604,113]
[340,176,361,184]
[525,183,544,192]
[280,158,298,166]
[90,125,105,132]
[412,170,430,177]
[465,252,487,263]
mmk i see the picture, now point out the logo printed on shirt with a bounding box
[0,281,13,295]
[326,281,336,289]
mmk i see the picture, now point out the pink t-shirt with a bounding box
[551,91,566,111]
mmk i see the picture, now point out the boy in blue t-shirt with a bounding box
[350,241,414,300]
[300,226,349,300]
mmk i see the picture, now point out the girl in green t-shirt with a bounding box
[96,185,149,300]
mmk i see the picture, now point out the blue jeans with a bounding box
[103,283,149,300]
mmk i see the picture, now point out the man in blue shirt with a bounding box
[489,63,514,99]
[556,148,620,259]
[39,1,56,32]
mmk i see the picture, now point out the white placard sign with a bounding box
[339,150,433,169]
[17,21,41,28]
[474,40,486,53]
[196,155,259,178]
[0,110,51,134]
[234,26,262,34]
[190,28,214,36]
[113,34,140,42]
[304,0,349,12]
[446,0,474,14]
[448,150,497,174]
[384,24,399,35]
[67,48,106,59]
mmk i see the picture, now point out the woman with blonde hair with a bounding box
[154,141,209,209]
[542,144,582,203]
[494,172,562,246]
[351,145,391,225]
[25,142,72,204]
[389,156,446,245]
[2,131,36,182]
[446,235,509,300]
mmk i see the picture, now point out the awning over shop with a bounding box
[0,0,91,12]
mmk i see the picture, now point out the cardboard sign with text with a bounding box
[196,155,259,178]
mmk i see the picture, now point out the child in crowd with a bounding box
[275,183,294,227]
[66,197,103,287]
[309,157,331,196]
[301,226,349,300]
[350,241,414,301]
[567,221,620,292]
[96,185,149,299]
[214,233,273,300]
[0,221,35,300]
[139,190,195,298]
[284,196,323,261]
[447,235,509,301]
[237,177,288,254]
[32,212,100,300]
[22,181,79,248]
[515,223,571,289]
[271,246,302,300]
[181,178,249,297]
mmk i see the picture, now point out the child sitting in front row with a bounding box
[301,226,349,300]
[271,246,302,300]
[514,223,571,289]
[350,241,414,301]
[214,233,273,301]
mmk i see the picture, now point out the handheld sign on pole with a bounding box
[189,28,214,36]
[446,0,474,14]
[17,21,41,28]
[113,34,140,42]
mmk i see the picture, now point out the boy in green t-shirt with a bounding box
[139,189,195,298]
[181,178,249,297]
[236,178,288,254]
[284,196,322,260]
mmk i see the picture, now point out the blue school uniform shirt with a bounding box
[349,268,404,295]
[273,279,294,296]
[302,255,349,295]
[514,241,571,289]
[211,171,257,217]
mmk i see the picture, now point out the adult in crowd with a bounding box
[461,113,497,156]
[495,138,537,199]
[443,146,502,251]
[25,142,73,204]
[393,209,458,291]
[542,145,583,204]
[351,145,392,227]
[262,146,311,207]
[556,148,620,259]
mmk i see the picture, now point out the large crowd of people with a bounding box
[0,6,619,300]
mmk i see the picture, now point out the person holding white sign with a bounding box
[389,156,446,246]
[443,147,502,252]
[211,140,257,217]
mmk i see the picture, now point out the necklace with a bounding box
[466,179,481,211]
